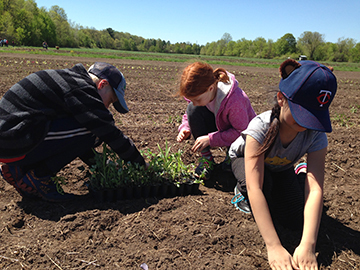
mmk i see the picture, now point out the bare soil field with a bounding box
[0,52,359,269]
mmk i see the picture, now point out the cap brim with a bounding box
[113,100,129,114]
[288,101,332,132]
[113,79,129,114]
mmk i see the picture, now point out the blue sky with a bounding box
[35,0,359,46]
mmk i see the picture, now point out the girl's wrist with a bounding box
[265,239,282,249]
[299,240,316,252]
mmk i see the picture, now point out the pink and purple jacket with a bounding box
[178,72,256,147]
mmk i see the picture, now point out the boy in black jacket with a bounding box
[0,62,145,202]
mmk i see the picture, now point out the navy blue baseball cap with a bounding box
[279,60,337,132]
[88,62,129,114]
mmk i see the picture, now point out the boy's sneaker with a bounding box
[231,186,251,214]
[0,164,23,185]
[0,164,33,198]
[1,164,77,202]
[194,158,215,180]
[21,171,77,202]
[295,163,307,174]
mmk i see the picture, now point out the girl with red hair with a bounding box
[177,62,256,180]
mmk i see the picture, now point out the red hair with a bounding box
[178,62,229,98]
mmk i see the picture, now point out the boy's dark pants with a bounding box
[232,156,305,230]
[9,117,99,177]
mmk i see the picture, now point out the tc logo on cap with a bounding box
[317,90,333,107]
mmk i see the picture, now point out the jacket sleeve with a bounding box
[64,87,145,166]
[178,112,190,133]
[178,97,191,133]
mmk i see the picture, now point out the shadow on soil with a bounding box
[15,165,360,268]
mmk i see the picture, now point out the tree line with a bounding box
[1,0,359,62]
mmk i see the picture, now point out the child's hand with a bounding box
[191,135,210,152]
[177,130,191,142]
[267,245,299,270]
[292,244,318,270]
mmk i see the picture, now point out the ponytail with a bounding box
[213,68,230,84]
[254,103,281,157]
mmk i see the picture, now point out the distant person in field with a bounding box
[0,62,146,202]
[1,39,8,47]
[229,59,337,269]
[177,62,256,180]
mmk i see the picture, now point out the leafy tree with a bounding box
[129,38,137,51]
[78,27,98,48]
[276,33,297,56]
[206,42,216,56]
[324,42,338,61]
[0,1,356,61]
[349,42,360,63]
[191,43,201,55]
[142,39,152,50]
[120,37,131,50]
[155,38,165,52]
[49,5,73,47]
[215,40,225,56]
[297,31,325,60]
[183,44,192,54]
[221,32,232,44]
[99,30,114,49]
[237,38,252,58]
[173,42,183,53]
[214,33,233,56]
[252,37,267,58]
[13,6,33,44]
[38,7,56,46]
[224,40,236,56]
[334,38,356,62]
[106,27,115,39]
[312,43,327,61]
[262,39,275,59]
[0,11,14,39]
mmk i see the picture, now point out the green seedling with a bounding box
[331,113,352,128]
[51,176,66,195]
[89,142,202,191]
[350,104,360,114]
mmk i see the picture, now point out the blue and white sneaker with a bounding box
[231,186,251,214]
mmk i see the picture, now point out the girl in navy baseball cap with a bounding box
[279,59,337,132]
[229,59,337,269]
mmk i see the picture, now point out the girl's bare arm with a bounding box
[292,147,326,269]
[245,135,296,269]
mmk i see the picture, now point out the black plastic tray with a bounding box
[90,182,200,202]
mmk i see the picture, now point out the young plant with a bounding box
[89,143,128,190]
[144,141,199,187]
[88,142,202,190]
[52,176,66,195]
[196,156,215,181]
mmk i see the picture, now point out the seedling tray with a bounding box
[90,181,200,202]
